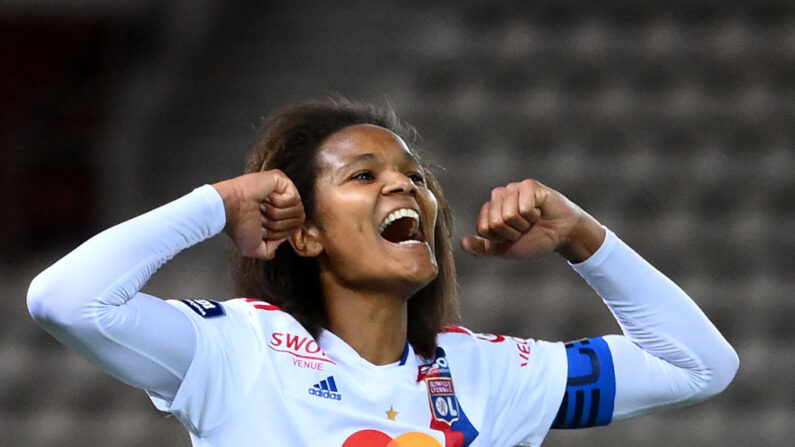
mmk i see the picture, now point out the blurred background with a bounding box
[2,0,793,445]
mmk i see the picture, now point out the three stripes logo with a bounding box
[308,376,342,401]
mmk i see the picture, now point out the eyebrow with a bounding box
[339,151,420,172]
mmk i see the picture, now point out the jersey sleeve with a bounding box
[154,298,267,435]
[568,229,739,421]
[27,185,226,410]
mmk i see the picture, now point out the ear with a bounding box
[288,222,324,258]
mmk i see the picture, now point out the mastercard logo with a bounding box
[343,430,443,447]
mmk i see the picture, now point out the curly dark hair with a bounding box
[232,97,458,358]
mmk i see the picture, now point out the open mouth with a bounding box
[378,208,423,244]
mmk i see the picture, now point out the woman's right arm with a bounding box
[27,170,304,403]
[27,185,224,403]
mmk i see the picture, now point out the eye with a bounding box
[351,170,375,181]
[408,172,425,185]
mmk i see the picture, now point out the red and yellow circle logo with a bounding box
[343,430,443,447]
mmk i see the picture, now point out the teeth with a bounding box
[378,208,420,237]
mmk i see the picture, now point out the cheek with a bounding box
[423,194,439,239]
[314,197,373,248]
[329,206,370,237]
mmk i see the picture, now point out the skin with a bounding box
[213,124,605,365]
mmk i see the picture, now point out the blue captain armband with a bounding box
[551,337,616,429]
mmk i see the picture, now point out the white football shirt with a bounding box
[152,297,566,447]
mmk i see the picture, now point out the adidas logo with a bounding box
[308,376,342,401]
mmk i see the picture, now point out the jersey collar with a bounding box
[318,329,419,376]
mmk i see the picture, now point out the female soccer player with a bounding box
[28,99,738,447]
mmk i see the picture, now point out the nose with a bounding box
[382,171,417,196]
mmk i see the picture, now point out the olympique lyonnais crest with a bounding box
[417,348,479,447]
[427,378,460,425]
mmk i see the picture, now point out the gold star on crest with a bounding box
[386,405,399,421]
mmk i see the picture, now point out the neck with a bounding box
[320,269,409,366]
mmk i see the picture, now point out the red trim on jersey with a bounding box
[243,298,281,311]
[441,324,472,335]
[253,303,281,311]
[476,333,506,343]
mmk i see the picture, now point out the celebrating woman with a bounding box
[27,98,738,446]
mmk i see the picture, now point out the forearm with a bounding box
[28,185,225,321]
[27,185,226,395]
[571,230,739,418]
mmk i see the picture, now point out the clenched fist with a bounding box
[213,170,305,260]
[460,179,605,263]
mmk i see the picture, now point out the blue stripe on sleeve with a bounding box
[551,337,616,429]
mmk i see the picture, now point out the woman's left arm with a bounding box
[461,179,738,423]
[565,228,738,421]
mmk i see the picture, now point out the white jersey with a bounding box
[156,297,565,447]
[27,185,739,447]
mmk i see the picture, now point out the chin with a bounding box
[395,261,438,292]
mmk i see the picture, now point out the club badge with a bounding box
[418,348,478,446]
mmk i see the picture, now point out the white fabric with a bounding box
[27,185,738,447]
[147,298,565,446]
[569,233,738,420]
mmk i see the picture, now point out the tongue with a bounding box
[380,217,416,243]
